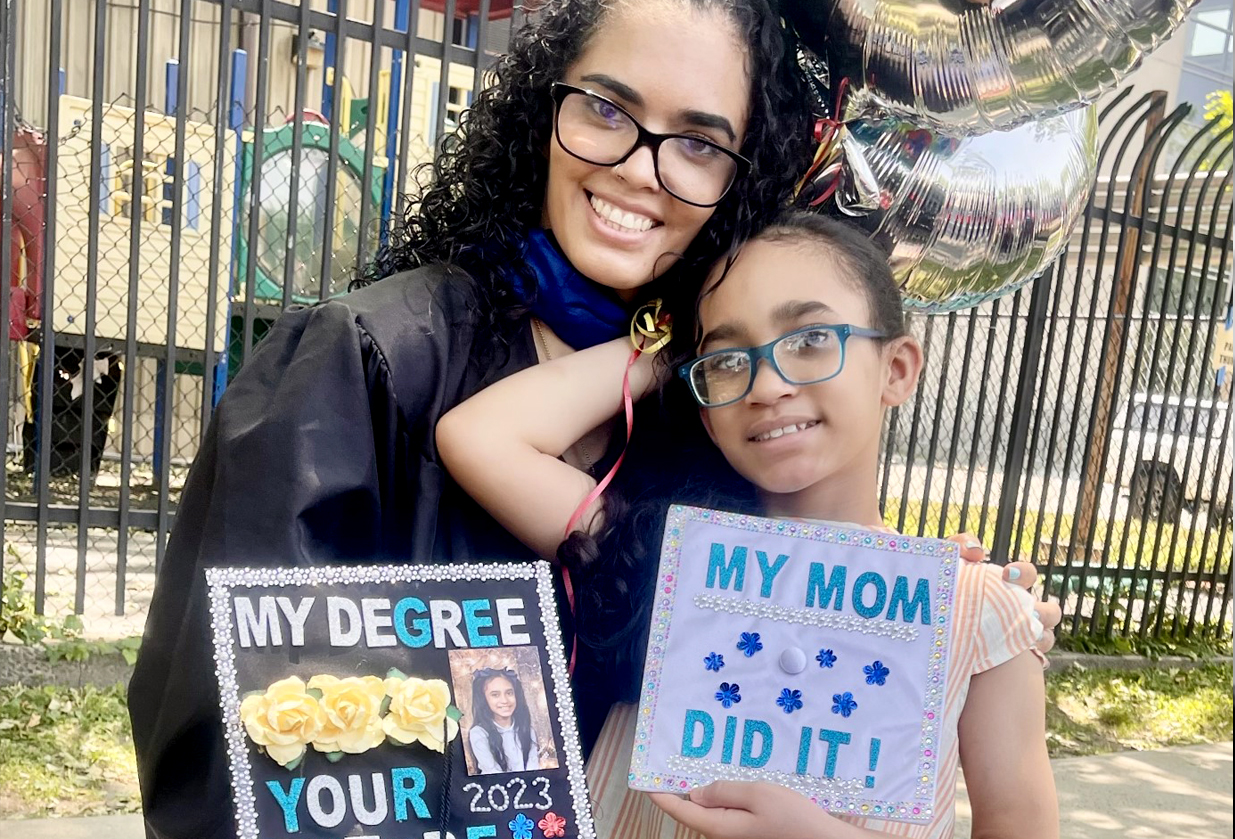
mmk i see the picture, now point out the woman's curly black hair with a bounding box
[358,0,815,371]
[562,383,759,744]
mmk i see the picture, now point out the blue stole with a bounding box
[514,229,628,350]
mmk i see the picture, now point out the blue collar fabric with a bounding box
[514,229,628,350]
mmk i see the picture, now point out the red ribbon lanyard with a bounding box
[558,302,671,676]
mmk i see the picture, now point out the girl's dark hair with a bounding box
[704,209,906,340]
[469,669,535,771]
[358,0,815,369]
[562,385,758,730]
[563,211,905,726]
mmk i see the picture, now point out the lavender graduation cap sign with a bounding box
[207,561,594,839]
[630,506,959,823]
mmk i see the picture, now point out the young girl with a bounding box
[468,668,541,774]
[437,211,1058,838]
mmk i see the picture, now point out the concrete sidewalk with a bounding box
[955,741,1233,838]
[2,742,1231,838]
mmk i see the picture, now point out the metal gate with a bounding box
[881,89,1233,646]
[0,0,510,638]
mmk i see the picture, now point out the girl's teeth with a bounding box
[755,421,818,442]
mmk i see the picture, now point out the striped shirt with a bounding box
[585,563,1044,839]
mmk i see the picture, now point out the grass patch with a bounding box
[884,497,1232,576]
[0,684,139,818]
[0,666,1230,817]
[1045,662,1234,757]
[1054,625,1232,659]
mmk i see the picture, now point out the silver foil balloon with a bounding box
[782,0,1197,135]
[833,106,1097,311]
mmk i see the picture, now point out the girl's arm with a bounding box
[958,650,1058,839]
[436,337,658,559]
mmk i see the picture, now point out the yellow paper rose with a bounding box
[382,676,459,753]
[307,674,387,755]
[238,676,324,767]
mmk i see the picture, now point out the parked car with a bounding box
[1106,394,1232,521]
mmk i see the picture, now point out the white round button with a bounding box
[780,647,807,675]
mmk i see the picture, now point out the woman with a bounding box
[467,668,540,774]
[128,1,1053,836]
[131,2,810,835]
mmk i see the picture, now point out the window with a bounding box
[1146,266,1226,318]
[158,157,203,230]
[1120,398,1230,439]
[186,162,201,231]
[249,147,372,300]
[98,144,111,215]
[451,15,477,48]
[162,157,176,226]
[429,82,471,144]
[1189,9,1233,58]
[445,85,468,131]
[112,145,133,218]
[111,146,160,222]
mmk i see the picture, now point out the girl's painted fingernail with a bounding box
[1006,567,1021,582]
[966,540,982,551]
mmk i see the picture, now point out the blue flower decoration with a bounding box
[776,688,803,714]
[816,648,837,669]
[831,691,858,718]
[737,632,763,657]
[715,682,742,708]
[864,660,891,686]
[509,813,535,839]
[704,652,725,672]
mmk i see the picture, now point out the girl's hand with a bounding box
[650,782,861,839]
[946,533,1062,656]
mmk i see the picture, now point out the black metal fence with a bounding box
[0,0,512,637]
[882,90,1233,646]
[0,0,1231,646]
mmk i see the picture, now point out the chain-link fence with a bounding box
[1,1,1231,646]
[1,0,510,638]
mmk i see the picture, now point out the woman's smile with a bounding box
[588,192,660,235]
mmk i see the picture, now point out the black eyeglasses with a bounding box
[550,82,751,208]
[677,324,886,408]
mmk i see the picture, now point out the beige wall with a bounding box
[1114,22,1192,115]
[14,0,483,162]
[16,0,232,123]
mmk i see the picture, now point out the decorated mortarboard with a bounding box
[629,506,959,823]
[207,561,594,839]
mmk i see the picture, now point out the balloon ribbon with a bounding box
[794,77,849,207]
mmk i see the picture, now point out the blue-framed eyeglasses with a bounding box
[677,324,886,408]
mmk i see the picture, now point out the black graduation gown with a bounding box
[128,266,563,839]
